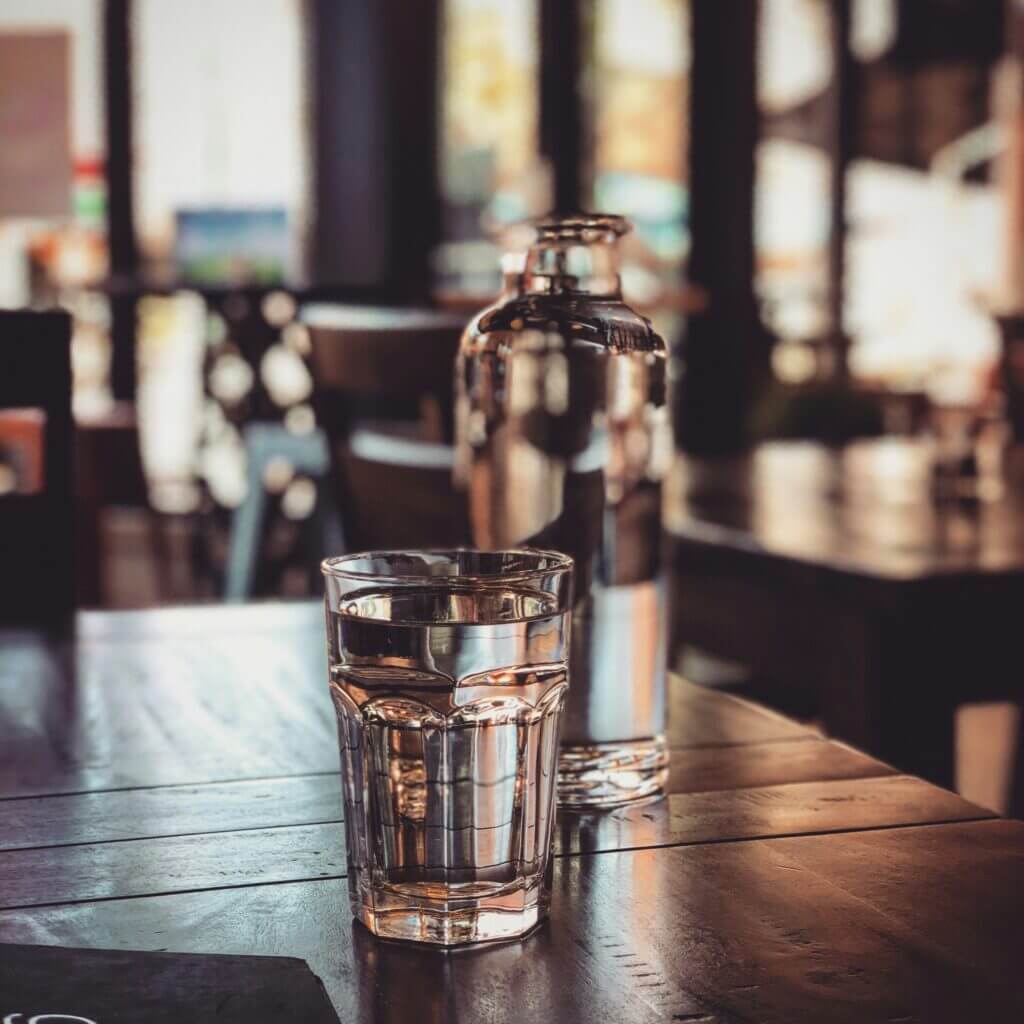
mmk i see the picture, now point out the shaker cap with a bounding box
[533,213,631,244]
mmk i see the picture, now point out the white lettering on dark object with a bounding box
[4,1015,100,1023]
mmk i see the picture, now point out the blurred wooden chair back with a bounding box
[304,305,471,552]
[0,310,74,623]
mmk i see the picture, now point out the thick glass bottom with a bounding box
[351,876,548,947]
[557,735,669,807]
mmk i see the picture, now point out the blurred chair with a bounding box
[305,305,471,552]
[74,400,150,606]
[223,423,342,601]
[0,310,74,623]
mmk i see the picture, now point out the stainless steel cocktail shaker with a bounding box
[455,214,671,805]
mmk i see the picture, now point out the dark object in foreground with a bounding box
[0,309,73,623]
[0,943,339,1023]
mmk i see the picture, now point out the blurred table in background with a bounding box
[1,601,1021,1021]
[665,438,1024,805]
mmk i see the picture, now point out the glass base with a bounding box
[557,736,669,807]
[351,878,548,947]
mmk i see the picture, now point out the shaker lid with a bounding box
[533,213,631,243]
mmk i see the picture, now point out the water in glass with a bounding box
[323,553,571,946]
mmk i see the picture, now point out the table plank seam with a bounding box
[666,734,820,752]
[0,768,343,804]
[663,769,900,795]
[0,815,1000,916]
[0,767,913,853]
[703,689,818,730]
[0,872,350,915]
[0,735,828,804]
[555,813,998,863]
[0,817,345,854]
[755,821,1024,1000]
[0,815,998,914]
[0,868,350,917]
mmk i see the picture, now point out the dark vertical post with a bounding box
[103,0,138,400]
[0,311,74,620]
[825,0,854,381]
[995,0,1024,442]
[676,0,763,454]
[309,0,441,300]
[540,0,583,213]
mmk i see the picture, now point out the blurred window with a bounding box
[755,139,831,347]
[0,0,106,305]
[0,0,103,162]
[845,161,1001,394]
[845,0,1002,396]
[0,1,110,416]
[130,1,310,517]
[851,0,896,62]
[759,0,832,112]
[438,0,542,295]
[581,0,684,337]
[133,0,309,280]
[755,0,832,350]
[756,0,1002,396]
[589,0,689,322]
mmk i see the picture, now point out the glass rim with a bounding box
[320,547,574,585]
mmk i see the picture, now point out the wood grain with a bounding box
[0,824,346,909]
[0,739,890,851]
[765,819,1024,988]
[557,774,989,855]
[0,600,816,800]
[666,737,892,793]
[0,606,336,799]
[1,602,1017,1021]
[0,776,989,909]
[556,819,1024,1022]
[666,676,815,748]
[0,775,343,851]
[2,820,1021,1022]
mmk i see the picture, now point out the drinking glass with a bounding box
[321,548,573,946]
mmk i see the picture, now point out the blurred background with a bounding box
[9,2,1024,815]
[4,1,1024,808]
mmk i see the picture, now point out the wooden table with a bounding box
[2,602,1022,1020]
[665,438,1024,795]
